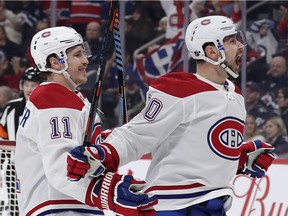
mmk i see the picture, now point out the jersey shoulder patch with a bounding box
[150,72,217,98]
[29,83,85,110]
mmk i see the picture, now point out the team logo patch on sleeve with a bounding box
[207,116,244,160]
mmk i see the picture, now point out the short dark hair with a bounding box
[45,53,59,68]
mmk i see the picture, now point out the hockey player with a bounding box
[15,26,157,216]
[0,67,42,216]
[67,15,276,215]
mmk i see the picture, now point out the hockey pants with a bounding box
[155,196,227,216]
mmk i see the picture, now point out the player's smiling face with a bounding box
[66,45,89,85]
[223,34,244,75]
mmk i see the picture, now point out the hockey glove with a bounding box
[67,143,119,181]
[238,140,275,178]
[67,145,90,181]
[86,172,158,216]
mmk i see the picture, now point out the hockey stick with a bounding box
[84,0,118,142]
[112,2,128,125]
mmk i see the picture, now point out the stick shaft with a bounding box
[113,3,128,125]
[84,1,118,142]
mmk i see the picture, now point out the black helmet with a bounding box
[22,67,42,82]
[20,67,43,90]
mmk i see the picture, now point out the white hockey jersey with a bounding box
[105,72,246,211]
[15,82,103,215]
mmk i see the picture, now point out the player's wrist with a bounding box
[100,142,119,172]
[96,172,117,210]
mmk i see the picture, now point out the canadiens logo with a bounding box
[90,122,102,144]
[207,117,244,160]
[42,31,51,37]
[201,19,211,25]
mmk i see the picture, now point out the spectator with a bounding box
[40,1,71,26]
[100,51,144,127]
[139,1,166,27]
[277,4,288,44]
[0,25,24,62]
[70,0,102,36]
[245,114,266,142]
[264,116,288,159]
[100,53,120,129]
[84,21,103,65]
[231,1,242,29]
[124,71,145,121]
[247,19,279,64]
[0,85,12,115]
[17,0,46,50]
[276,87,288,133]
[207,0,228,17]
[35,19,50,33]
[154,16,167,38]
[245,81,275,132]
[0,0,22,45]
[260,55,288,107]
[190,0,209,21]
[160,0,206,39]
[121,53,145,121]
[3,1,22,14]
[125,7,155,56]
[0,50,25,94]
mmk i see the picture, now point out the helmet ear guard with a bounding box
[185,15,245,78]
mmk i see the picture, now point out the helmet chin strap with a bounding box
[48,62,78,90]
[220,62,239,78]
[202,49,239,79]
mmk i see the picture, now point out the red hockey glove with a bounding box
[238,140,275,178]
[86,172,158,216]
[67,145,89,181]
[67,143,119,181]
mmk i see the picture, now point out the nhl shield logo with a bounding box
[207,116,245,160]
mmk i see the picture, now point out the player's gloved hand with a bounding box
[86,172,158,216]
[67,145,90,181]
[84,143,119,177]
[67,143,119,181]
[238,140,275,178]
